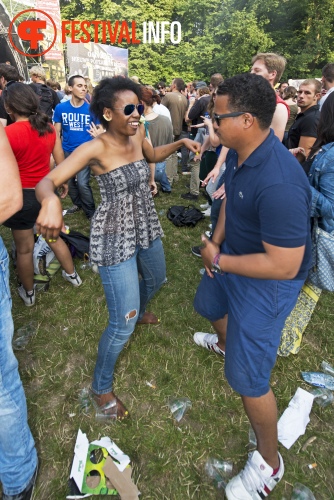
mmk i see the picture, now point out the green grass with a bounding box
[1,174,334,499]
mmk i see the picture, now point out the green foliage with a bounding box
[58,0,334,83]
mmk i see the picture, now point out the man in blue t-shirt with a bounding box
[53,75,96,218]
[193,74,311,500]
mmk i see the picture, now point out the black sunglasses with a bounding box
[213,111,256,126]
[114,103,144,116]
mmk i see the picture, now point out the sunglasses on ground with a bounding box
[114,103,144,116]
[213,111,257,125]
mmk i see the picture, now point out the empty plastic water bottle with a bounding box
[168,397,192,422]
[301,371,334,390]
[204,457,233,489]
[79,388,91,413]
[311,387,334,407]
[12,321,37,350]
[249,427,257,447]
[80,262,92,270]
[291,482,316,499]
[321,360,334,377]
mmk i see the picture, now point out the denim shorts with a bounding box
[194,272,304,397]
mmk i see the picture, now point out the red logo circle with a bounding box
[9,9,57,57]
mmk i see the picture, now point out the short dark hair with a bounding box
[3,82,52,135]
[322,63,334,83]
[283,86,297,100]
[157,81,166,89]
[68,74,85,87]
[90,76,142,128]
[0,63,20,82]
[216,73,276,129]
[173,78,185,92]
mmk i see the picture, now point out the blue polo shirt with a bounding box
[53,100,96,152]
[223,129,312,280]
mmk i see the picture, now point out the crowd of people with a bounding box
[0,55,333,499]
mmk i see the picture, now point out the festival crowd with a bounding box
[0,54,334,499]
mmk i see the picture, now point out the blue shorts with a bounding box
[194,272,304,397]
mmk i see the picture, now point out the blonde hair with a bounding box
[29,65,46,79]
[251,53,286,85]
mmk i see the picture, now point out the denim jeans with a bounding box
[155,162,171,192]
[0,237,37,495]
[64,150,95,218]
[174,131,189,171]
[92,237,166,394]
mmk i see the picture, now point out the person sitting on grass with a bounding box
[35,76,200,420]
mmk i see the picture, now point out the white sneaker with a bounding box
[201,207,211,217]
[200,202,209,210]
[18,285,36,307]
[62,270,82,287]
[193,332,225,357]
[225,451,284,499]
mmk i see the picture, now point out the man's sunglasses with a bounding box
[213,111,256,125]
[114,103,144,116]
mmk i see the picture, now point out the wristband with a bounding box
[212,253,223,274]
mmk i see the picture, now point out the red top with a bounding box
[276,94,290,118]
[5,121,56,188]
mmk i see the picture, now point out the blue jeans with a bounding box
[0,237,37,495]
[92,237,166,394]
[155,162,171,192]
[64,150,95,218]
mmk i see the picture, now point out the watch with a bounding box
[212,253,223,274]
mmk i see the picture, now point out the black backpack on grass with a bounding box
[167,205,204,227]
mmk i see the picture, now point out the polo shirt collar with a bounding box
[240,129,276,168]
[297,104,319,118]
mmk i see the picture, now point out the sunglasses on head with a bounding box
[114,103,144,116]
[213,111,256,126]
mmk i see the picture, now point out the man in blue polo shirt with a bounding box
[53,75,96,219]
[193,73,311,499]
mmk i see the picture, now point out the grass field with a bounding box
[1,173,333,499]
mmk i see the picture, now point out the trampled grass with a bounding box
[1,173,333,499]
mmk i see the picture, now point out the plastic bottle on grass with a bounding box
[12,321,37,350]
[204,457,233,489]
[79,388,91,413]
[321,360,334,377]
[301,371,334,390]
[291,482,316,499]
[310,387,334,407]
[168,397,192,422]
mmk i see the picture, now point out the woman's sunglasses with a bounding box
[114,103,144,116]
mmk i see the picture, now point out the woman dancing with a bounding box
[35,77,200,418]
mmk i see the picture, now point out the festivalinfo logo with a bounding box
[9,10,182,57]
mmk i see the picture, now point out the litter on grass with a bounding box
[204,457,233,490]
[277,388,314,449]
[68,429,139,498]
[12,321,37,350]
[291,482,316,499]
[168,397,192,422]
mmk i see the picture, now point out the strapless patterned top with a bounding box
[90,159,163,266]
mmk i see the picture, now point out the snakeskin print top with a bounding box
[90,159,163,266]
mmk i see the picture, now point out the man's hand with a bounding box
[200,235,220,278]
[57,183,68,199]
[212,183,226,200]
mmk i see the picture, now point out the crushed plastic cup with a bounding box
[12,321,37,350]
[204,457,233,489]
[168,397,192,422]
[310,387,334,407]
[291,482,316,499]
[321,360,334,377]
